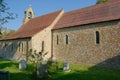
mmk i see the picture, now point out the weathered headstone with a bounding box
[52,57,57,63]
[63,61,70,72]
[41,59,47,65]
[0,70,9,80]
[19,60,26,70]
[35,58,48,79]
[37,64,48,79]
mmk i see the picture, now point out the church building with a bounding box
[0,0,120,69]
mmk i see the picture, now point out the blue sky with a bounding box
[3,0,97,30]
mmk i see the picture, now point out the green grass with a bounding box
[49,62,120,80]
[0,57,120,80]
[0,57,34,80]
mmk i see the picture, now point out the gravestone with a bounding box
[37,64,48,79]
[63,61,70,72]
[41,59,47,65]
[0,70,9,80]
[52,57,57,63]
[19,60,26,70]
[36,59,48,79]
[52,57,57,64]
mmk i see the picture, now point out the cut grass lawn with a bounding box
[0,57,120,80]
[0,57,34,80]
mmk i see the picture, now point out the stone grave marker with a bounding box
[52,57,57,64]
[37,64,48,79]
[19,60,26,70]
[35,58,48,78]
[41,59,47,65]
[63,61,71,72]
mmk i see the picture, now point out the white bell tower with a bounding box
[23,6,34,24]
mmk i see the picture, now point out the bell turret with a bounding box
[23,6,34,24]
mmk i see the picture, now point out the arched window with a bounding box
[19,43,20,52]
[11,43,14,51]
[28,12,32,19]
[66,35,69,44]
[26,41,29,53]
[18,42,24,52]
[4,43,7,51]
[96,31,100,44]
[42,41,44,52]
[5,43,7,48]
[22,43,24,52]
[57,35,59,45]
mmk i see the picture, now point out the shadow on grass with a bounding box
[10,72,32,80]
[0,58,33,80]
[0,58,18,69]
[48,55,120,80]
[1,55,120,80]
[49,67,120,80]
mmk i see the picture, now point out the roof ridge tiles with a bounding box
[0,9,62,40]
[53,0,120,29]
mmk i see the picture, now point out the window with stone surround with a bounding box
[26,41,29,53]
[42,41,44,52]
[28,12,32,19]
[11,43,14,51]
[19,43,21,52]
[96,31,100,44]
[5,43,7,47]
[22,43,24,52]
[57,35,59,45]
[4,43,7,51]
[66,35,69,45]
[19,42,24,52]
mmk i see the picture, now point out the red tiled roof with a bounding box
[54,0,120,29]
[1,10,62,40]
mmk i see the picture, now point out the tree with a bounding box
[0,0,17,26]
[96,0,109,4]
[0,26,16,38]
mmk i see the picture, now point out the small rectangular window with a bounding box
[19,43,21,52]
[26,41,29,53]
[22,43,24,52]
[96,31,100,44]
[66,35,69,44]
[42,41,44,52]
[5,43,7,48]
[57,35,59,45]
[11,43,14,51]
